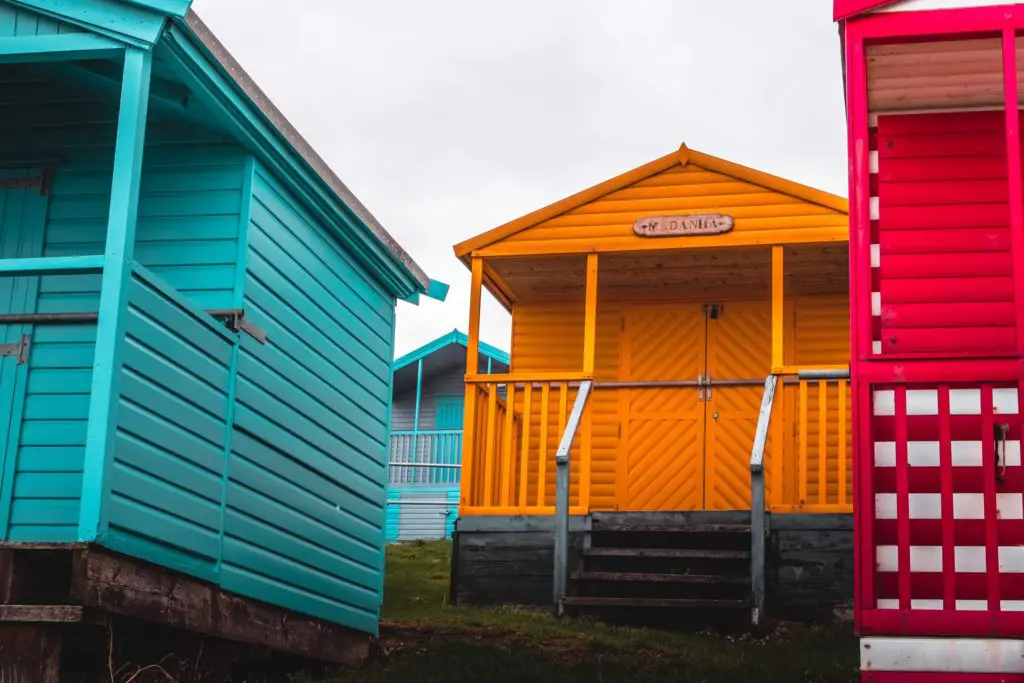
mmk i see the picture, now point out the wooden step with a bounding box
[561,597,749,610]
[0,605,84,623]
[592,524,751,534]
[584,548,750,560]
[571,571,748,584]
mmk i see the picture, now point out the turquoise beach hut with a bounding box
[0,0,445,664]
[387,330,508,541]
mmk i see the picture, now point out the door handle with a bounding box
[995,423,1009,484]
[705,372,712,400]
[698,373,704,402]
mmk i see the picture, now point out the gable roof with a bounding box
[3,0,441,302]
[393,329,510,372]
[453,143,848,261]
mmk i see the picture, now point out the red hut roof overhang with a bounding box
[834,0,903,20]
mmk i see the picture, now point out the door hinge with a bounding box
[0,335,31,364]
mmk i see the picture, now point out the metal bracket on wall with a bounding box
[219,310,268,345]
[0,335,31,364]
[0,170,52,196]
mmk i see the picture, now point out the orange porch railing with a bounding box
[460,374,592,516]
[460,368,853,517]
[766,373,853,514]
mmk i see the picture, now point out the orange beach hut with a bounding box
[450,144,854,619]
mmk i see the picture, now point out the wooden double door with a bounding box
[618,302,770,511]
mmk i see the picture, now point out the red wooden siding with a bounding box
[874,111,1019,356]
[862,380,1024,638]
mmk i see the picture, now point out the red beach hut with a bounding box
[837,1,1024,680]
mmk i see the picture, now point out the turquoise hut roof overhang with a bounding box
[181,10,441,302]
[0,0,444,303]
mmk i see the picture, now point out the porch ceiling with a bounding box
[867,36,1024,112]
[487,245,849,302]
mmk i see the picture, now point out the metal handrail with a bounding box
[553,379,593,611]
[798,368,851,381]
[749,374,779,628]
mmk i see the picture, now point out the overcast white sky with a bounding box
[191,0,848,357]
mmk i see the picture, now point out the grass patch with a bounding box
[322,540,858,683]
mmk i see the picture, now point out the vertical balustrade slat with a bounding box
[581,398,592,512]
[818,380,828,506]
[838,380,847,506]
[436,434,442,485]
[894,386,911,611]
[460,387,478,508]
[799,380,808,505]
[770,388,784,508]
[981,384,1001,612]
[483,385,498,507]
[519,384,532,508]
[938,385,955,610]
[558,384,568,504]
[501,385,516,506]
[538,383,550,507]
[559,384,569,436]
[441,434,449,485]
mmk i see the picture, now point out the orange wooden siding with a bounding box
[769,295,851,509]
[480,161,848,257]
[508,292,850,512]
[510,298,621,510]
[457,144,850,514]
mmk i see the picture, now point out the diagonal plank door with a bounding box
[621,306,706,511]
[704,301,772,511]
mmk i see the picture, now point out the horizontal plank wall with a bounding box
[769,514,854,618]
[224,162,395,636]
[510,296,621,509]
[491,162,848,255]
[453,515,588,605]
[391,370,464,431]
[0,66,248,542]
[509,294,850,512]
[454,514,853,615]
[104,269,235,581]
[386,486,459,542]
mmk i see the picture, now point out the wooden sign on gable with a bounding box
[633,214,734,238]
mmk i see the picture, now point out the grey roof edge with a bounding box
[182,9,432,292]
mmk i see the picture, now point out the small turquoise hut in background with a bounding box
[387,330,507,541]
[0,0,444,643]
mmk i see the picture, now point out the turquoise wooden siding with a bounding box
[385,486,459,542]
[0,5,424,638]
[103,268,234,580]
[0,172,50,541]
[385,490,401,544]
[0,68,247,541]
[223,163,393,636]
[0,4,80,36]
[434,396,464,430]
